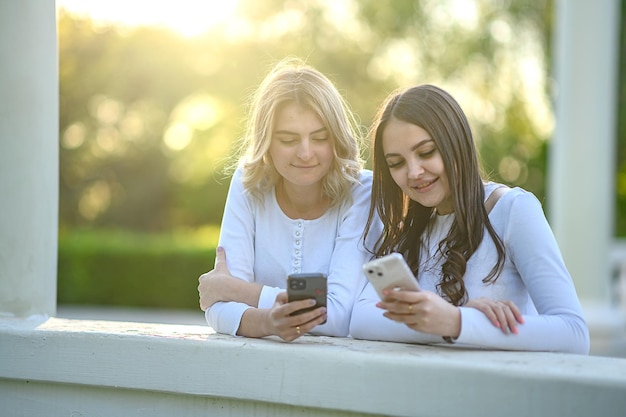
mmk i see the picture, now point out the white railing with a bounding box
[2,316,626,417]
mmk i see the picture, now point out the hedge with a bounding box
[57,229,218,310]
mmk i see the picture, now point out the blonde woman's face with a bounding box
[270,102,333,189]
[382,118,453,214]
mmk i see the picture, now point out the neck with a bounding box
[276,180,330,220]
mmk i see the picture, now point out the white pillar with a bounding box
[0,1,58,317]
[549,0,620,306]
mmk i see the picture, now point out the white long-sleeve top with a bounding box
[206,167,377,337]
[350,183,590,354]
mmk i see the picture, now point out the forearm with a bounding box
[220,278,263,307]
[457,308,589,354]
[236,307,273,338]
[199,273,263,311]
[350,297,442,344]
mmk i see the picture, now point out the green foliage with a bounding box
[57,229,218,309]
[59,1,555,234]
[57,0,573,308]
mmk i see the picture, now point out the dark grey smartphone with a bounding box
[287,273,327,324]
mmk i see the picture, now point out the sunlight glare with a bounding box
[57,0,239,37]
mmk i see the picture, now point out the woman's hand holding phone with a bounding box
[363,253,460,338]
[363,253,420,299]
[266,291,327,342]
[364,253,523,338]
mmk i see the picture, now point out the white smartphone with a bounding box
[362,253,420,299]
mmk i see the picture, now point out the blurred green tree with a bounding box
[58,0,555,234]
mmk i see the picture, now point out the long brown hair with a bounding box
[364,85,505,306]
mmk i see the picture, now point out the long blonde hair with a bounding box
[233,57,363,206]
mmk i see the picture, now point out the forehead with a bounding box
[274,102,324,132]
[382,118,431,151]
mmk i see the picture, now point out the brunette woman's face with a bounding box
[269,102,333,190]
[382,117,453,214]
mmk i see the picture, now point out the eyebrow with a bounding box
[384,138,433,158]
[273,127,328,136]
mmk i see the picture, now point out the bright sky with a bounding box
[56,0,239,37]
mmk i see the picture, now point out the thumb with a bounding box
[214,246,228,271]
[275,291,288,305]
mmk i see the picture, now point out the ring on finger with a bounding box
[408,304,413,312]
[296,326,301,334]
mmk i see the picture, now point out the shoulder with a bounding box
[335,170,373,214]
[227,166,271,207]
[485,182,544,222]
[484,182,540,205]
[226,166,246,193]
[227,165,244,185]
[349,169,374,200]
[355,169,373,189]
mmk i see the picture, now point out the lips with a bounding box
[292,164,319,169]
[410,178,437,190]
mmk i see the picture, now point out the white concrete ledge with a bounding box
[1,317,626,417]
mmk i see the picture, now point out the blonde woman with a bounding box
[198,58,377,341]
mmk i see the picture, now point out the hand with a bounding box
[465,297,524,335]
[264,292,327,342]
[376,289,461,338]
[198,246,247,311]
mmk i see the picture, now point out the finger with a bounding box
[493,305,509,334]
[213,246,228,271]
[284,298,317,316]
[501,301,524,334]
[501,305,519,335]
[477,304,500,328]
[296,311,327,333]
[197,274,209,310]
[382,310,415,324]
[376,300,406,314]
[275,307,326,341]
[281,312,325,342]
[381,288,422,303]
[504,300,525,324]
[287,306,326,327]
[275,291,288,305]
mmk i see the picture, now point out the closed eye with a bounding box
[274,134,298,144]
[386,159,404,169]
[279,139,297,145]
[418,148,436,158]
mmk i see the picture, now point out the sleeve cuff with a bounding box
[258,286,282,309]
[205,301,252,336]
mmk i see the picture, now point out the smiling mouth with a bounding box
[411,178,437,190]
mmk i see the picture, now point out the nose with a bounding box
[296,139,312,160]
[407,159,423,179]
